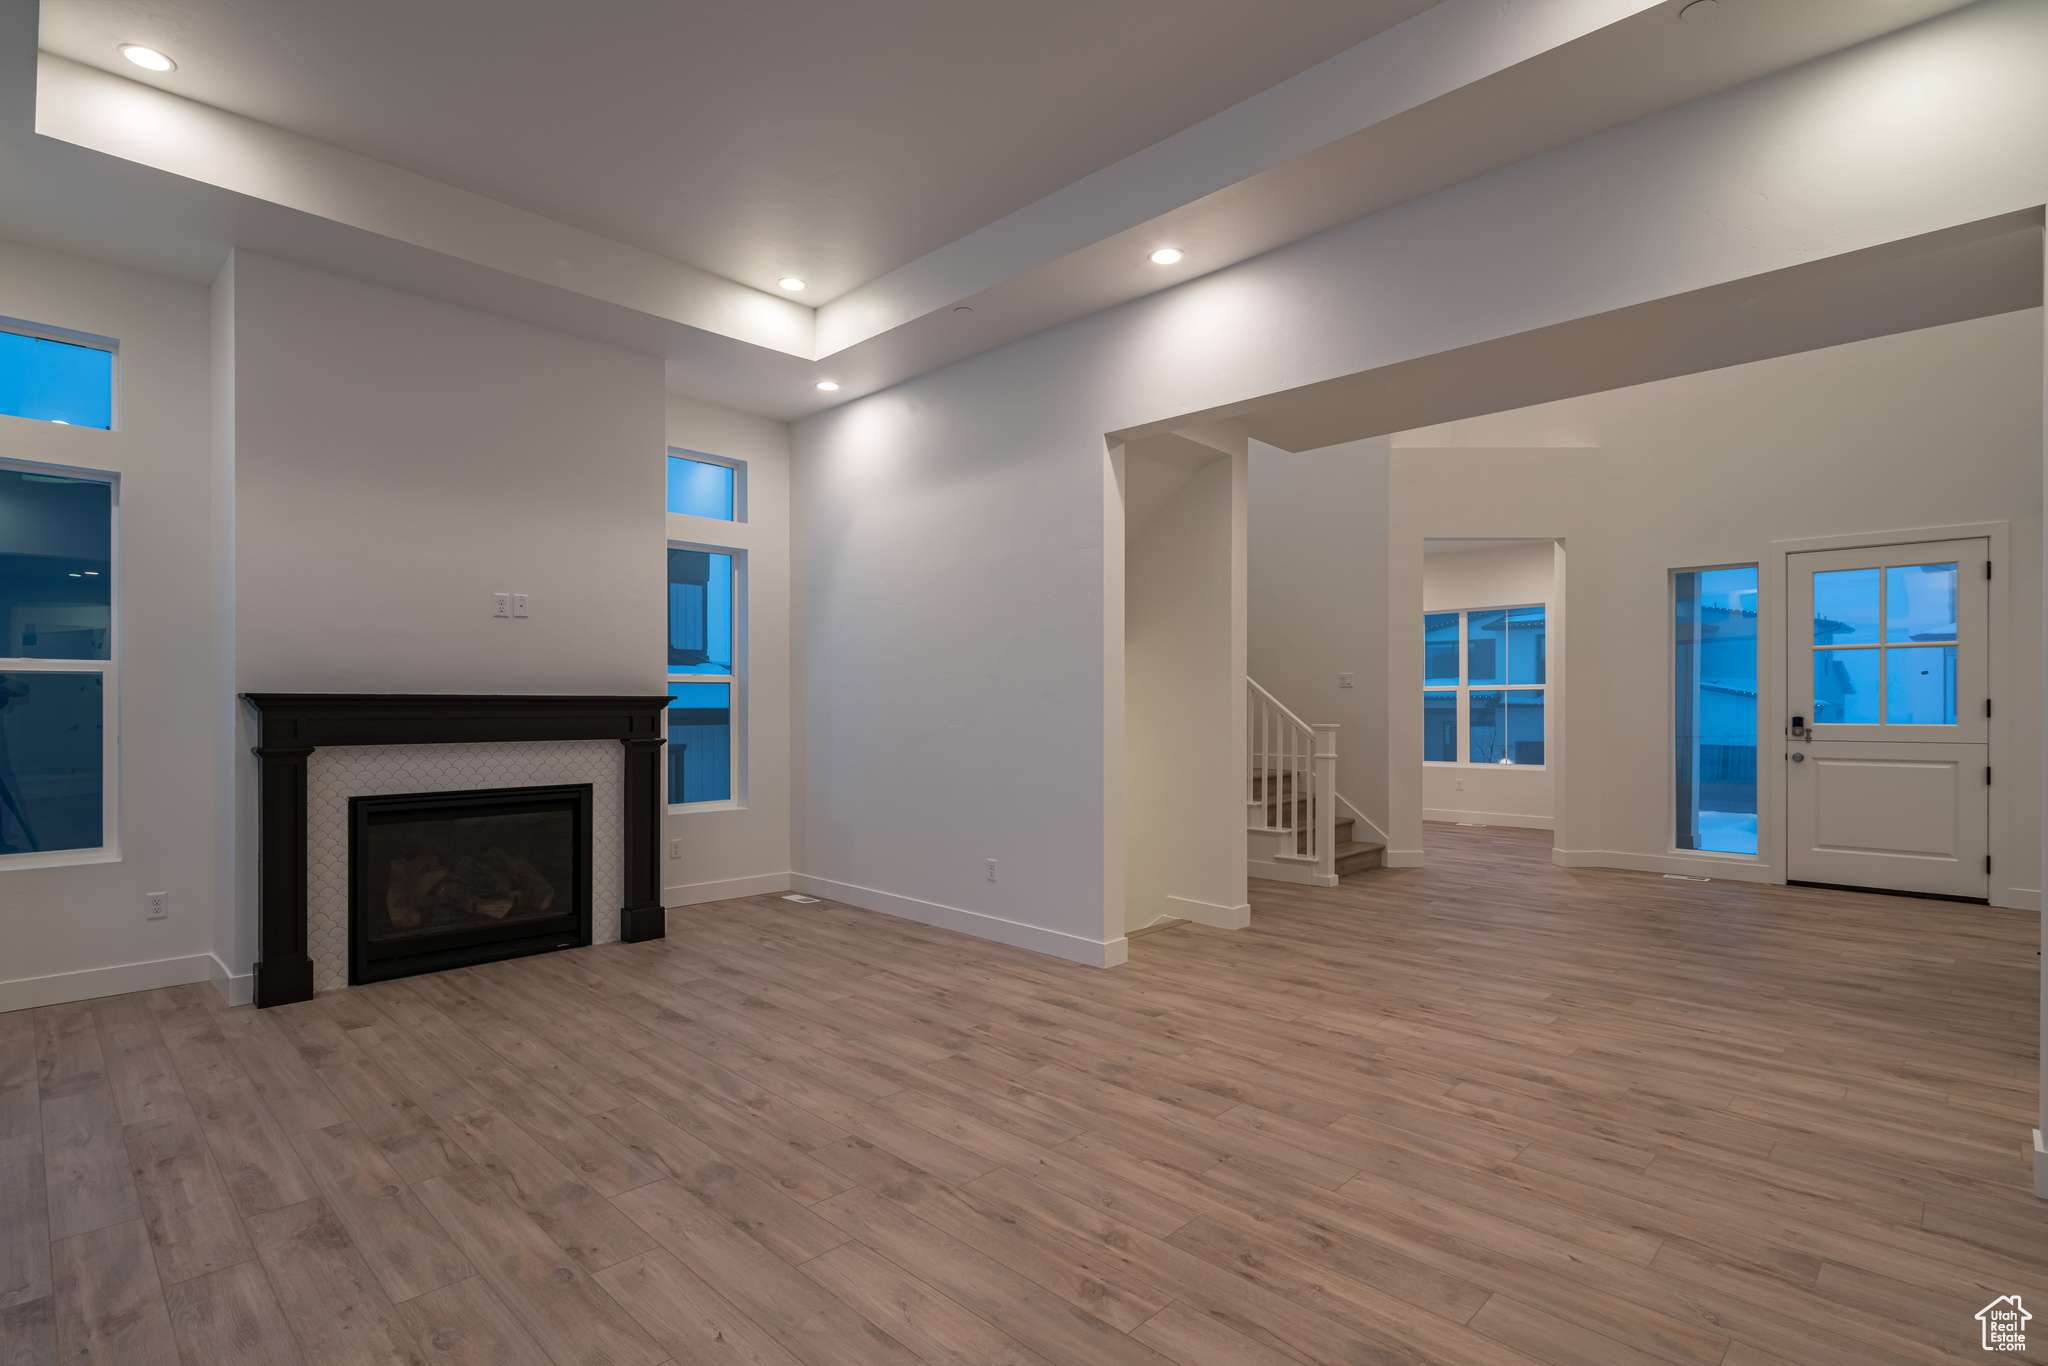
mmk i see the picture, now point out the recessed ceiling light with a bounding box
[1149,248,1184,265]
[1677,0,1717,18]
[119,44,176,72]
[778,277,806,292]
[816,381,839,392]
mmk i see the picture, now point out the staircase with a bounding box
[1248,680,1384,886]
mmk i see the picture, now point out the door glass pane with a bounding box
[0,671,103,853]
[1504,690,1544,764]
[1812,567,1879,645]
[1506,607,1545,685]
[667,549,732,673]
[666,456,734,520]
[1814,649,1879,724]
[1676,567,1757,855]
[0,469,113,660]
[1423,691,1456,761]
[1466,610,1505,684]
[1424,613,1459,686]
[1884,645,1956,725]
[1468,690,1503,763]
[1885,563,1957,643]
[667,682,731,803]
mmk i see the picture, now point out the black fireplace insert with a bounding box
[348,783,593,984]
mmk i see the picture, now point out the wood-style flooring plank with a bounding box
[49,1218,180,1366]
[291,1122,472,1304]
[393,1275,553,1366]
[162,1259,307,1366]
[123,1112,254,1285]
[245,1198,428,1366]
[189,1075,317,1218]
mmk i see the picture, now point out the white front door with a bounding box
[1785,538,1988,899]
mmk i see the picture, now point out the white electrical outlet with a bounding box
[511,593,529,618]
[669,838,681,859]
[492,593,511,618]
[986,859,998,882]
[1455,779,1463,791]
[1338,672,1354,689]
[144,891,169,920]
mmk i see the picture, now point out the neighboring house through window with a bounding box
[1423,606,1546,765]
[666,449,746,808]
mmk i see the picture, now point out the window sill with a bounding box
[0,847,120,872]
[668,799,743,814]
[1423,762,1550,772]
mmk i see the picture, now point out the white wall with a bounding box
[791,0,2048,965]
[663,393,794,906]
[1385,311,2043,899]
[1123,447,1247,931]
[1421,540,1558,829]
[0,239,224,1011]
[221,250,667,988]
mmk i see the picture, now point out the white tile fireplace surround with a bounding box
[303,740,624,992]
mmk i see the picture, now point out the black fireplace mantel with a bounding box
[241,692,670,1007]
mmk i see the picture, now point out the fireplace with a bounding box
[240,693,670,1008]
[349,783,593,984]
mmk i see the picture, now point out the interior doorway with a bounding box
[1784,536,1992,901]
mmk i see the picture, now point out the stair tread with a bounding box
[1335,840,1385,854]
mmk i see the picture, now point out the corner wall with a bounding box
[1123,446,1247,931]
[662,393,794,906]
[0,239,222,1011]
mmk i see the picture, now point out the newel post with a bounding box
[1313,723,1340,885]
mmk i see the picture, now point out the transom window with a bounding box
[0,324,115,430]
[1423,605,1545,765]
[666,450,743,522]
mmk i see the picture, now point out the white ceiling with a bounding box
[37,0,1434,302]
[10,0,1987,419]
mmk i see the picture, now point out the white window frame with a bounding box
[667,447,748,523]
[0,314,122,432]
[666,537,745,813]
[1669,562,1763,862]
[0,456,120,869]
[1423,603,1547,769]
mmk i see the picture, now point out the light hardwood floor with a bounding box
[3,823,2042,1365]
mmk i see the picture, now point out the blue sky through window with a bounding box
[667,455,734,520]
[0,333,113,429]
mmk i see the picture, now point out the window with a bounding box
[1812,562,1957,725]
[666,451,743,521]
[1674,566,1758,855]
[1422,606,1545,764]
[667,545,738,805]
[0,463,116,861]
[0,325,115,429]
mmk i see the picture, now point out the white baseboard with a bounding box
[1382,849,1425,868]
[664,871,794,907]
[1166,893,1252,929]
[790,873,1127,968]
[0,952,221,1014]
[208,954,253,1007]
[1996,887,2042,912]
[1423,808,1554,831]
[1551,847,1777,884]
[1246,857,1333,887]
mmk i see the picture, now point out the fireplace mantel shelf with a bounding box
[240,693,671,1007]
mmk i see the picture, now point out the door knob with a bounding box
[1790,752,1805,762]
